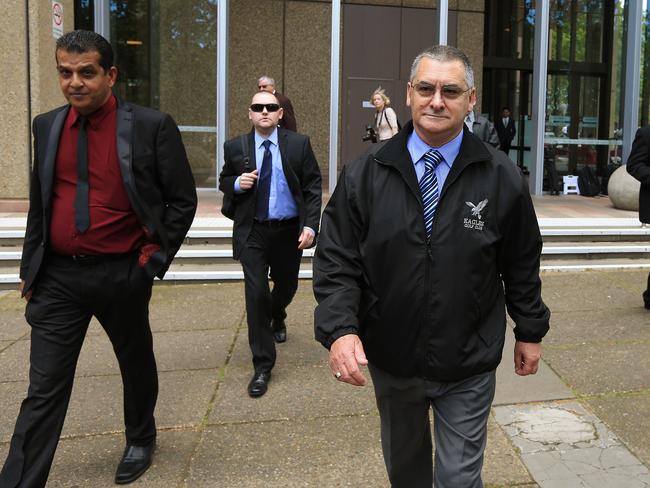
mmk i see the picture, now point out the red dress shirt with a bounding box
[49,96,147,256]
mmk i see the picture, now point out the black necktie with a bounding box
[255,139,272,221]
[75,116,90,234]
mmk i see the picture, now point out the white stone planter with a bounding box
[608,165,640,211]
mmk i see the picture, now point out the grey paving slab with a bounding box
[0,369,217,442]
[541,271,640,313]
[585,393,650,467]
[228,317,329,368]
[483,416,536,486]
[0,319,28,342]
[494,402,650,488]
[545,307,650,345]
[73,329,234,377]
[0,381,28,442]
[494,402,620,454]
[0,329,234,382]
[210,363,376,425]
[543,341,650,395]
[149,282,246,331]
[189,415,389,487]
[45,430,199,488]
[0,309,29,342]
[0,339,28,382]
[494,331,574,406]
[522,448,650,487]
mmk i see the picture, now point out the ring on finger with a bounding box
[334,371,342,379]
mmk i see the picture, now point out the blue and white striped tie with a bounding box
[419,149,443,239]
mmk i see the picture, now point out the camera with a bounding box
[362,125,377,143]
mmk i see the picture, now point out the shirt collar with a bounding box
[407,127,463,169]
[67,95,116,130]
[254,127,279,149]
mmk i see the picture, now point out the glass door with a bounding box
[108,0,218,188]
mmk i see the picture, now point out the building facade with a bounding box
[2,0,649,199]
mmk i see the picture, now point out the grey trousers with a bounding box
[369,364,496,488]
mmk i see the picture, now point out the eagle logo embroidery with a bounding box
[465,199,488,220]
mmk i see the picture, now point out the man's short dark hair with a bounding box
[502,106,511,112]
[55,30,114,72]
[410,45,474,88]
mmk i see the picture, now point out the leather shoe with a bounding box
[272,319,287,343]
[248,372,271,398]
[115,441,155,484]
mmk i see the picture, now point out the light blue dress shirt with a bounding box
[235,128,298,220]
[407,128,464,190]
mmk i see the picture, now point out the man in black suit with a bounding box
[494,106,517,155]
[258,75,298,132]
[219,90,321,398]
[0,31,197,487]
[626,125,650,308]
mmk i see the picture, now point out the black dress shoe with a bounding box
[115,441,155,484]
[272,319,287,343]
[248,372,271,398]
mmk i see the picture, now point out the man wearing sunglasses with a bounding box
[314,45,549,487]
[219,90,321,398]
[257,75,297,132]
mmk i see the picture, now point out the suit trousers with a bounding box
[643,273,650,306]
[239,220,302,373]
[0,253,158,488]
[369,364,496,488]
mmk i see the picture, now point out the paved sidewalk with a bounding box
[0,268,649,487]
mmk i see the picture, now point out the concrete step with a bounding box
[2,242,649,269]
[3,258,650,290]
[3,218,650,288]
[4,226,650,247]
[0,245,316,271]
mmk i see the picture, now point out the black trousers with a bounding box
[239,220,302,373]
[0,253,158,488]
[644,273,650,306]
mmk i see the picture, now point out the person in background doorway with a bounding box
[494,106,517,155]
[258,75,297,132]
[465,110,499,147]
[372,87,400,142]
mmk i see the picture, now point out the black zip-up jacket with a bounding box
[313,121,550,382]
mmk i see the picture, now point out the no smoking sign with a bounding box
[52,1,64,39]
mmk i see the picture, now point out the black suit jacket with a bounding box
[219,128,322,259]
[495,116,516,145]
[20,99,198,293]
[627,125,650,223]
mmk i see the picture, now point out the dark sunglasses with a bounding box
[250,103,280,113]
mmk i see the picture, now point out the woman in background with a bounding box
[371,87,399,142]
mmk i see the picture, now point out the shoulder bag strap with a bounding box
[240,134,250,171]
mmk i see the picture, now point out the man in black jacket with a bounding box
[313,45,549,488]
[626,124,650,308]
[0,31,197,487]
[219,90,321,398]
